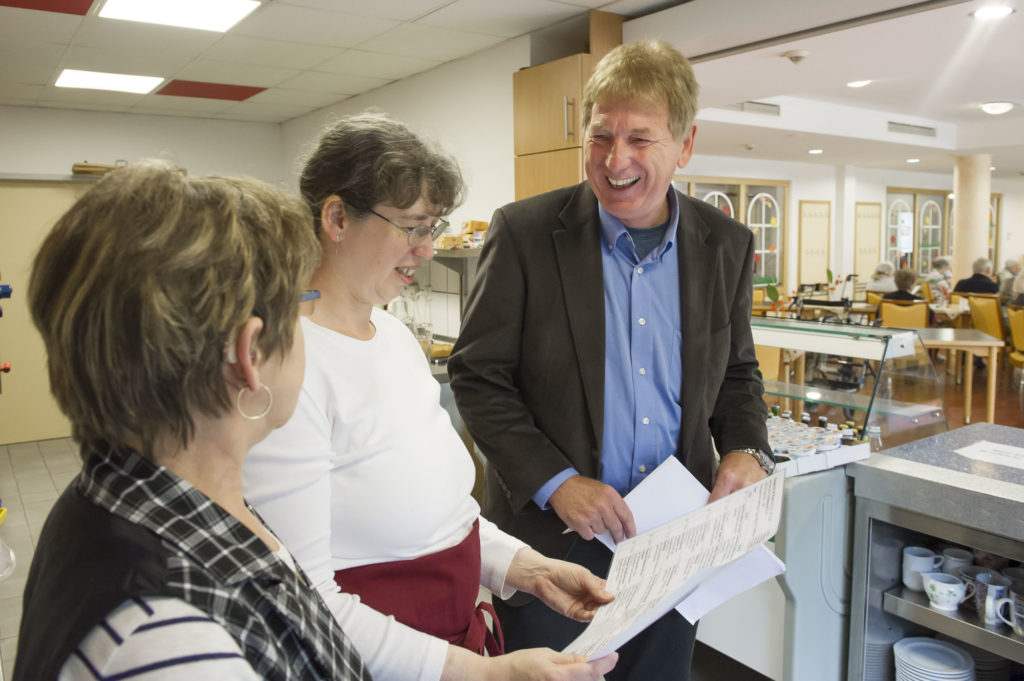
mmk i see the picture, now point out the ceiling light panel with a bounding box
[99,0,260,32]
[971,6,1015,20]
[55,68,162,93]
[846,80,871,88]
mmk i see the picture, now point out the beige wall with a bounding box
[0,180,90,444]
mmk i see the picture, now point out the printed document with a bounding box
[564,461,785,659]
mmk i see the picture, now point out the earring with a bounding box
[237,383,273,420]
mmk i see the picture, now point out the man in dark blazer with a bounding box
[449,40,772,681]
[953,257,999,294]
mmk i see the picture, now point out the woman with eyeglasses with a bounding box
[244,112,617,681]
[15,161,369,680]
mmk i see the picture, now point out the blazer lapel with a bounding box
[552,183,606,451]
[675,192,719,459]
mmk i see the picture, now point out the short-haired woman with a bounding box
[865,261,897,293]
[244,112,617,681]
[15,161,370,680]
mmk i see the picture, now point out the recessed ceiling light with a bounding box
[808,149,824,155]
[990,166,996,171]
[981,101,1014,115]
[56,68,163,94]
[906,158,920,164]
[99,0,260,32]
[971,6,1015,19]
[948,193,955,199]
[847,80,872,88]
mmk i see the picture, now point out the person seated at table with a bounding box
[953,257,999,294]
[14,161,371,680]
[243,112,617,681]
[884,268,935,324]
[866,261,897,293]
[998,258,1021,303]
[1011,269,1024,307]
[924,256,953,303]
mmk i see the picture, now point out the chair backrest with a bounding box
[752,287,765,304]
[878,300,929,328]
[1007,306,1024,352]
[918,279,934,303]
[967,294,1006,341]
[866,291,882,306]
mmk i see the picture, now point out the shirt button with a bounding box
[638,317,646,326]
[639,465,647,473]
[642,417,650,425]
[639,367,646,375]
[637,266,644,274]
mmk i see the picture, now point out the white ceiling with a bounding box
[1,0,1022,178]
[635,0,1024,178]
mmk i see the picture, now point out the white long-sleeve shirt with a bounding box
[244,309,526,681]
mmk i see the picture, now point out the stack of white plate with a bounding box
[937,635,1009,681]
[866,626,905,681]
[894,638,975,680]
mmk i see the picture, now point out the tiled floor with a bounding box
[0,437,80,681]
[0,367,1020,680]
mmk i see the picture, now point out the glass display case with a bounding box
[751,316,948,450]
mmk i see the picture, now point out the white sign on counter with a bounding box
[955,440,1024,471]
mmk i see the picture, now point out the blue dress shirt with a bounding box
[533,190,682,508]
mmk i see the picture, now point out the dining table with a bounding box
[913,327,1004,424]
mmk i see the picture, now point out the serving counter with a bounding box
[847,423,1024,679]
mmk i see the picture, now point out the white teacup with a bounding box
[903,546,944,591]
[941,548,974,576]
[995,583,1024,636]
[975,571,1013,623]
[922,572,974,611]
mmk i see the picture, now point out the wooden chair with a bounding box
[877,300,929,328]
[1007,305,1024,370]
[752,287,766,317]
[966,293,1008,372]
[865,291,882,323]
[917,279,934,304]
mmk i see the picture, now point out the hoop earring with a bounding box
[237,383,273,420]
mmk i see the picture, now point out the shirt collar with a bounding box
[598,187,679,262]
[78,446,287,586]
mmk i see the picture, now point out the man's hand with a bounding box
[707,450,767,502]
[548,475,636,542]
[505,548,614,621]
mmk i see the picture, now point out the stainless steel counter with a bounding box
[847,423,1024,543]
[847,424,1024,679]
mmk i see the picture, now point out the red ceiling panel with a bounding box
[0,0,94,14]
[156,80,266,101]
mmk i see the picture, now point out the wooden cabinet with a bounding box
[514,148,582,201]
[511,10,621,199]
[513,53,591,157]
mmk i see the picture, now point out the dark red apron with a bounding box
[334,519,504,656]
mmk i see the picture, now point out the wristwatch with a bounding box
[735,447,776,476]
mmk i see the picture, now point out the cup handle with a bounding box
[932,555,945,568]
[994,597,1014,626]
[962,583,976,603]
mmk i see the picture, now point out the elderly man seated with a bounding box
[954,257,999,294]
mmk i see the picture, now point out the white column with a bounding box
[952,154,992,282]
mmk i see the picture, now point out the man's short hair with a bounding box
[973,257,993,274]
[932,257,950,270]
[582,39,699,142]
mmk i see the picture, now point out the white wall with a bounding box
[0,105,284,182]
[280,35,531,232]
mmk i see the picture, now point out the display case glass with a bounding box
[751,316,948,450]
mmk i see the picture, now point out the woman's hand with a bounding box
[444,646,617,681]
[505,548,614,622]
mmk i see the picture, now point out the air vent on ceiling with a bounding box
[887,121,937,137]
[724,101,781,116]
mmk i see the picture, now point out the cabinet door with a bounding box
[514,148,583,200]
[513,53,589,156]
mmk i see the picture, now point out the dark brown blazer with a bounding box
[449,182,770,560]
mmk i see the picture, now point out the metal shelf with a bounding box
[883,586,1024,664]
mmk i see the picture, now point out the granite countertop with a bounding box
[848,423,1024,543]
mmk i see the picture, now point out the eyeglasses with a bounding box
[299,289,320,315]
[367,208,449,246]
